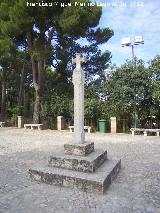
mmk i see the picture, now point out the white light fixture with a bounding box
[121,35,144,64]
[134,36,144,45]
[121,37,131,47]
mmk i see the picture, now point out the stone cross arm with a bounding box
[72,53,86,69]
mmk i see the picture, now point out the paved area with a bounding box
[0,128,160,213]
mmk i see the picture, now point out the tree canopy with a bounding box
[0,1,159,131]
[0,0,113,124]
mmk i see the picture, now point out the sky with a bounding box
[97,0,160,66]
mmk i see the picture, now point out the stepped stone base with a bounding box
[64,142,94,156]
[48,149,107,173]
[29,159,121,193]
[29,141,121,193]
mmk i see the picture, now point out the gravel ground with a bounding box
[0,127,160,213]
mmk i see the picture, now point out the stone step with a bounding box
[29,159,121,194]
[48,149,107,173]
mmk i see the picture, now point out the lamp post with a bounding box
[121,36,144,128]
[121,36,144,65]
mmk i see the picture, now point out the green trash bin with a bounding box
[98,119,107,133]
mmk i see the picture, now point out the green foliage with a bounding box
[1,0,159,130]
[58,0,102,36]
[103,59,160,126]
[87,27,114,44]
[149,55,160,100]
[41,91,73,125]
[41,66,73,121]
[84,98,101,120]
[7,106,21,124]
[0,0,108,123]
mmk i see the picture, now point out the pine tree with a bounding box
[0,0,102,123]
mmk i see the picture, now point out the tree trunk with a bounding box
[27,27,46,124]
[31,57,40,124]
[27,32,40,123]
[18,61,25,107]
[1,69,6,120]
[38,19,45,92]
[38,60,45,92]
[33,89,40,123]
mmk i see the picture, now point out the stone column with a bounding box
[144,131,147,136]
[110,117,117,133]
[57,116,65,130]
[17,116,24,128]
[72,53,85,144]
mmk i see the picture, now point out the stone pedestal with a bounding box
[29,142,121,193]
[110,117,117,133]
[64,142,94,156]
[57,116,65,130]
[17,116,24,128]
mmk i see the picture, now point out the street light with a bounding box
[121,35,144,65]
[121,36,144,128]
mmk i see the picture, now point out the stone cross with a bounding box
[72,53,86,144]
